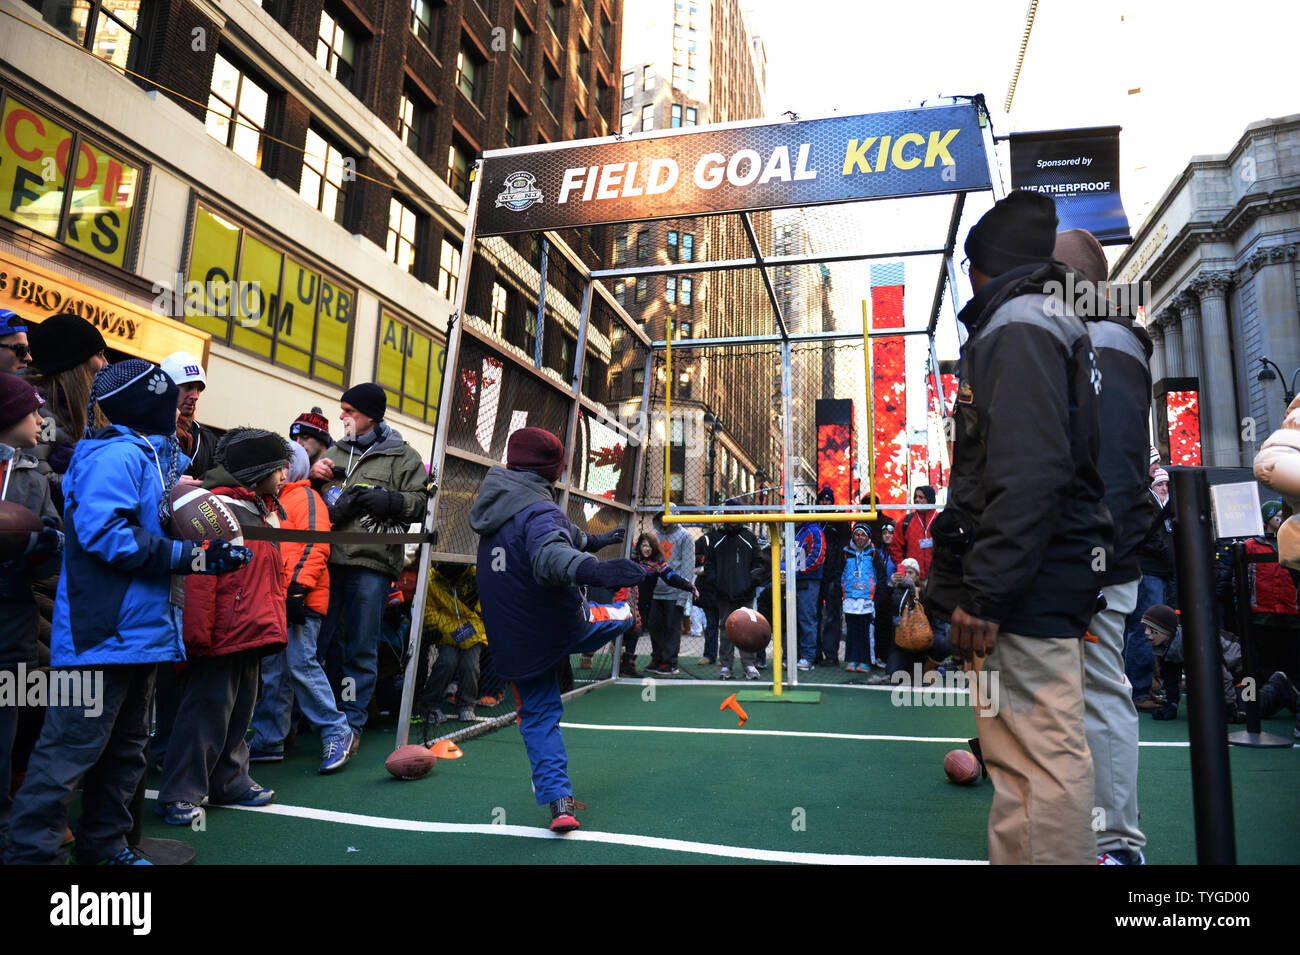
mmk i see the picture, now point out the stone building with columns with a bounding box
[1111,112,1300,467]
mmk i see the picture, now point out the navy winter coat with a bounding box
[470,466,600,682]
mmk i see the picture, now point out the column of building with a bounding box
[1160,305,1185,377]
[1248,243,1300,424]
[1189,271,1239,465]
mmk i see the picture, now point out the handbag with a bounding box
[895,588,934,652]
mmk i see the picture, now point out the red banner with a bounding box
[871,263,907,516]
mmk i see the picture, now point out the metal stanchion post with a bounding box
[1169,467,1236,864]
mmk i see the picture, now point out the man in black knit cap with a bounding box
[311,383,428,750]
[925,191,1112,864]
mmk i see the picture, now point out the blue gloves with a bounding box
[585,528,626,552]
[574,557,646,588]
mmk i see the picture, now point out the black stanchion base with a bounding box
[135,836,196,865]
[1227,730,1294,749]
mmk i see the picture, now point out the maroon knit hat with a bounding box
[0,372,44,432]
[506,427,565,482]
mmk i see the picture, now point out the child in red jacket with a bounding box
[157,429,291,826]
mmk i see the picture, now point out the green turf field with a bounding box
[138,681,1300,864]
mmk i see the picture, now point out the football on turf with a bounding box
[725,607,771,654]
[169,486,243,544]
[944,749,981,785]
[385,744,437,780]
[0,500,42,561]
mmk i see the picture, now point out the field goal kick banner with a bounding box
[476,102,992,236]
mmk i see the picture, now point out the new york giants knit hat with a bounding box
[290,407,331,446]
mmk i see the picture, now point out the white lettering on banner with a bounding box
[553,143,820,203]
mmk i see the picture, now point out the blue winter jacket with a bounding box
[470,466,599,682]
[841,545,876,602]
[52,426,190,667]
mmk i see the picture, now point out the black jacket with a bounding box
[1086,313,1153,587]
[701,524,768,604]
[183,421,218,479]
[1137,492,1175,579]
[924,262,1112,638]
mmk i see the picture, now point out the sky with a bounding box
[730,0,1300,461]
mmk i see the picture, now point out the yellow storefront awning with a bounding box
[0,250,210,366]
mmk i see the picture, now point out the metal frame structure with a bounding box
[395,96,1007,745]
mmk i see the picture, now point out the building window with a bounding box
[671,104,682,128]
[681,277,693,306]
[447,134,473,199]
[667,230,679,259]
[666,276,677,303]
[682,233,694,261]
[633,367,645,391]
[541,60,559,114]
[376,312,446,425]
[596,76,613,116]
[679,320,692,338]
[572,109,586,140]
[613,235,627,263]
[456,41,485,105]
[387,198,419,274]
[410,0,441,51]
[642,66,655,91]
[185,203,353,386]
[505,98,527,147]
[613,280,626,306]
[511,17,530,65]
[546,0,563,34]
[397,85,431,154]
[599,10,611,51]
[635,276,648,303]
[641,105,654,131]
[610,368,623,395]
[620,111,634,135]
[636,231,650,260]
[299,127,349,226]
[437,237,461,302]
[687,66,697,92]
[685,107,697,126]
[578,41,590,80]
[316,8,359,91]
[490,282,508,335]
[208,53,270,168]
[34,0,148,71]
[0,92,142,269]
[672,63,685,89]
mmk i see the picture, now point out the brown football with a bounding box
[725,607,772,654]
[169,486,243,544]
[385,744,437,780]
[0,500,43,561]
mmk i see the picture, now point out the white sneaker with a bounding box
[719,667,733,680]
[797,659,812,671]
[744,665,760,680]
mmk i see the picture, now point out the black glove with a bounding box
[658,566,696,594]
[47,442,74,475]
[286,587,308,625]
[574,557,646,588]
[328,486,363,524]
[1152,703,1179,721]
[189,539,253,575]
[585,528,626,552]
[356,487,405,520]
[25,526,63,557]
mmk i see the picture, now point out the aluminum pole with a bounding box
[395,163,484,749]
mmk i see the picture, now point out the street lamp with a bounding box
[703,408,722,505]
[1257,357,1300,404]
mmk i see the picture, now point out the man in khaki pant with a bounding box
[925,191,1113,865]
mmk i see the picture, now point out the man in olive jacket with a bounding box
[311,383,428,744]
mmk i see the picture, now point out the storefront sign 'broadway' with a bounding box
[476,103,991,236]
